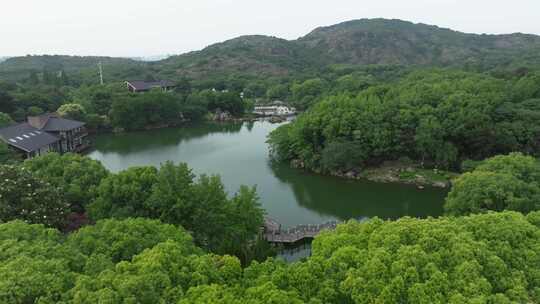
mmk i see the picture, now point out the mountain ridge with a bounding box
[2,18,540,82]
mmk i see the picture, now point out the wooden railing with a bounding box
[263,218,341,244]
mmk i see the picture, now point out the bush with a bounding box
[445,153,540,215]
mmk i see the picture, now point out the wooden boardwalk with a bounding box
[263,217,341,244]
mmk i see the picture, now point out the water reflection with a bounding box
[90,122,244,154]
[269,161,446,220]
[88,121,447,226]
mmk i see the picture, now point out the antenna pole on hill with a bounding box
[98,61,104,85]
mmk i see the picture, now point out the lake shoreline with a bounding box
[290,159,458,189]
[88,121,448,226]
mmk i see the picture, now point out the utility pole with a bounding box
[98,61,104,85]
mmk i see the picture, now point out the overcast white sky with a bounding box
[1,0,539,57]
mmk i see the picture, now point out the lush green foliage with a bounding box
[0,218,202,303]
[0,80,247,136]
[269,70,540,172]
[1,18,540,303]
[88,161,264,256]
[198,89,246,116]
[0,165,70,229]
[0,142,18,165]
[57,103,87,121]
[445,153,540,215]
[23,153,109,212]
[109,90,184,131]
[0,112,13,128]
[0,211,537,303]
[303,211,540,303]
[65,218,200,270]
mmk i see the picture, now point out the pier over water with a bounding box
[263,217,341,244]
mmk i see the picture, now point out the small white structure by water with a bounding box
[253,101,296,116]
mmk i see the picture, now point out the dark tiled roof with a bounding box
[0,123,59,153]
[28,113,85,132]
[126,80,175,91]
[42,117,85,132]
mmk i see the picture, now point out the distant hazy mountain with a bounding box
[130,55,171,62]
[297,19,540,66]
[155,18,540,78]
[2,19,540,82]
[0,57,9,63]
[0,55,145,82]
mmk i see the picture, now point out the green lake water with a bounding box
[88,120,447,228]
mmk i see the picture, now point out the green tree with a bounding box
[23,153,109,212]
[66,218,200,274]
[0,142,19,164]
[334,73,375,93]
[445,171,540,215]
[269,70,540,173]
[88,162,264,258]
[69,241,241,304]
[475,152,540,183]
[266,84,289,100]
[57,103,87,121]
[109,91,182,130]
[244,82,267,98]
[321,140,366,172]
[444,153,540,215]
[291,78,326,109]
[0,91,15,114]
[0,165,69,229]
[27,106,44,116]
[0,112,14,128]
[27,71,40,85]
[0,255,76,303]
[88,166,158,219]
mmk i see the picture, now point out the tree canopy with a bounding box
[57,103,87,121]
[269,70,540,172]
[0,165,70,229]
[445,153,540,216]
[0,112,14,128]
[23,153,109,212]
[88,161,264,256]
[0,211,537,303]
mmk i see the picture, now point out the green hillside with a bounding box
[2,19,540,84]
[298,18,540,68]
[0,55,146,83]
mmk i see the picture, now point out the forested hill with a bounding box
[155,35,320,80]
[2,18,540,83]
[298,19,540,67]
[0,55,145,83]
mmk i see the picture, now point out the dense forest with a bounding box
[1,18,540,303]
[268,69,540,172]
[0,152,539,303]
[0,211,537,303]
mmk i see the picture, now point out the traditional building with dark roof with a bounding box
[125,80,176,92]
[0,123,60,158]
[0,113,88,159]
[27,113,88,154]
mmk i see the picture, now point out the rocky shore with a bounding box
[291,159,457,189]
